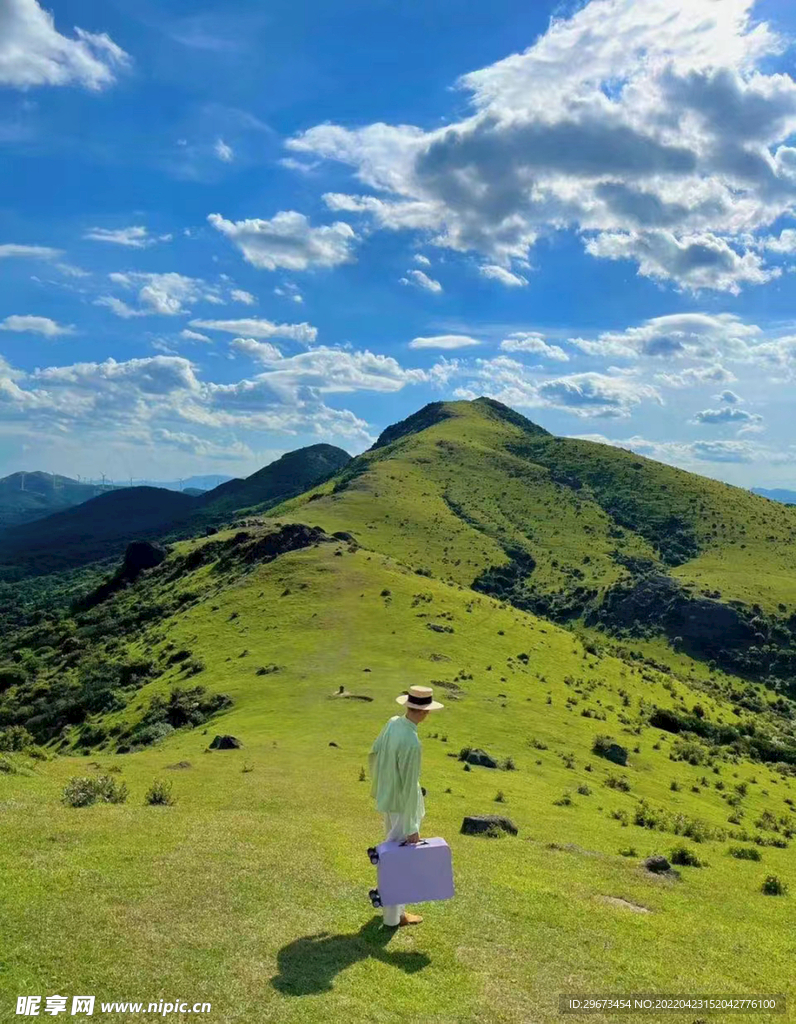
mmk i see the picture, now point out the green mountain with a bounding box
[1,398,794,1021]
[0,471,118,529]
[0,444,351,577]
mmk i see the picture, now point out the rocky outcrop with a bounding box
[460,814,518,837]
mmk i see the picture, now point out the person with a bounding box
[368,684,444,927]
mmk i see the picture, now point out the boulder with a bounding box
[643,854,672,874]
[208,735,242,750]
[602,743,629,766]
[122,540,166,581]
[461,814,518,837]
[464,748,498,768]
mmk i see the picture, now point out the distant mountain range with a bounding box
[752,487,796,505]
[0,445,350,576]
[0,472,236,529]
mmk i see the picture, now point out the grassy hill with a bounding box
[1,519,794,1022]
[1,398,795,1022]
[0,471,118,529]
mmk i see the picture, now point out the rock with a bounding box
[329,742,338,748]
[602,743,629,766]
[165,761,192,770]
[461,814,518,837]
[332,531,356,542]
[464,748,498,768]
[643,854,672,874]
[208,735,242,750]
[122,540,167,581]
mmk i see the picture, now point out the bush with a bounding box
[0,725,34,752]
[670,844,705,867]
[592,735,628,765]
[145,780,175,806]
[619,847,637,857]
[127,721,175,749]
[577,784,592,796]
[495,790,505,803]
[761,875,788,896]
[502,756,517,771]
[553,791,573,806]
[605,775,631,792]
[62,775,128,808]
[729,846,762,861]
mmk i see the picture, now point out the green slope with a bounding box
[272,398,796,680]
[1,523,794,1023]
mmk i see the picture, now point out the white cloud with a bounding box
[409,334,480,350]
[718,389,741,404]
[102,272,226,316]
[230,288,256,305]
[571,313,762,360]
[0,0,130,90]
[656,364,738,388]
[230,338,283,362]
[413,253,431,266]
[208,211,358,271]
[0,314,74,337]
[692,406,762,425]
[585,230,779,294]
[83,226,171,249]
[479,265,528,287]
[535,372,661,419]
[189,317,318,344]
[0,243,62,260]
[400,268,442,293]
[499,332,568,361]
[180,329,213,343]
[289,0,796,291]
[571,433,796,467]
[215,139,234,163]
[94,296,143,319]
[228,346,428,394]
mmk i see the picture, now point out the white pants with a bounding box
[382,813,405,926]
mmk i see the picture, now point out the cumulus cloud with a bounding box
[571,313,762,361]
[230,338,283,362]
[585,230,778,294]
[189,317,317,344]
[400,268,442,293]
[692,406,762,425]
[499,332,568,361]
[409,334,480,350]
[0,314,74,337]
[656,364,738,388]
[719,389,741,404]
[83,226,171,248]
[0,243,62,260]
[0,0,130,90]
[230,288,256,305]
[288,0,796,291]
[208,211,357,271]
[479,265,528,287]
[536,372,661,419]
[98,272,234,317]
[413,253,431,266]
[571,433,796,467]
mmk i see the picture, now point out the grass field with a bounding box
[2,537,795,1024]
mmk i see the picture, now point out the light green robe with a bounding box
[368,715,425,836]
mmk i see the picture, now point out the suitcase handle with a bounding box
[399,839,429,846]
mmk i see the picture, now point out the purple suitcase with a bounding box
[368,838,454,907]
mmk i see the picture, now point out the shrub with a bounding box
[618,847,637,857]
[592,735,628,765]
[670,845,705,867]
[761,875,788,896]
[358,767,366,782]
[127,722,175,749]
[611,809,629,826]
[577,784,592,796]
[62,775,128,808]
[495,791,505,803]
[554,791,573,806]
[502,756,517,771]
[0,725,34,752]
[670,780,680,792]
[729,846,762,861]
[605,775,631,792]
[145,780,175,806]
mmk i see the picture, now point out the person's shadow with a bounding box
[271,916,431,995]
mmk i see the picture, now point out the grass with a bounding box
[1,538,795,1023]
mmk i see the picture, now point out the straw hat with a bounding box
[396,684,444,711]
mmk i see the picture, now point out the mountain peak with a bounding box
[371,397,550,450]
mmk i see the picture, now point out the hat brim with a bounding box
[396,694,444,710]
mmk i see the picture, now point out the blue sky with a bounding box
[2,0,796,487]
